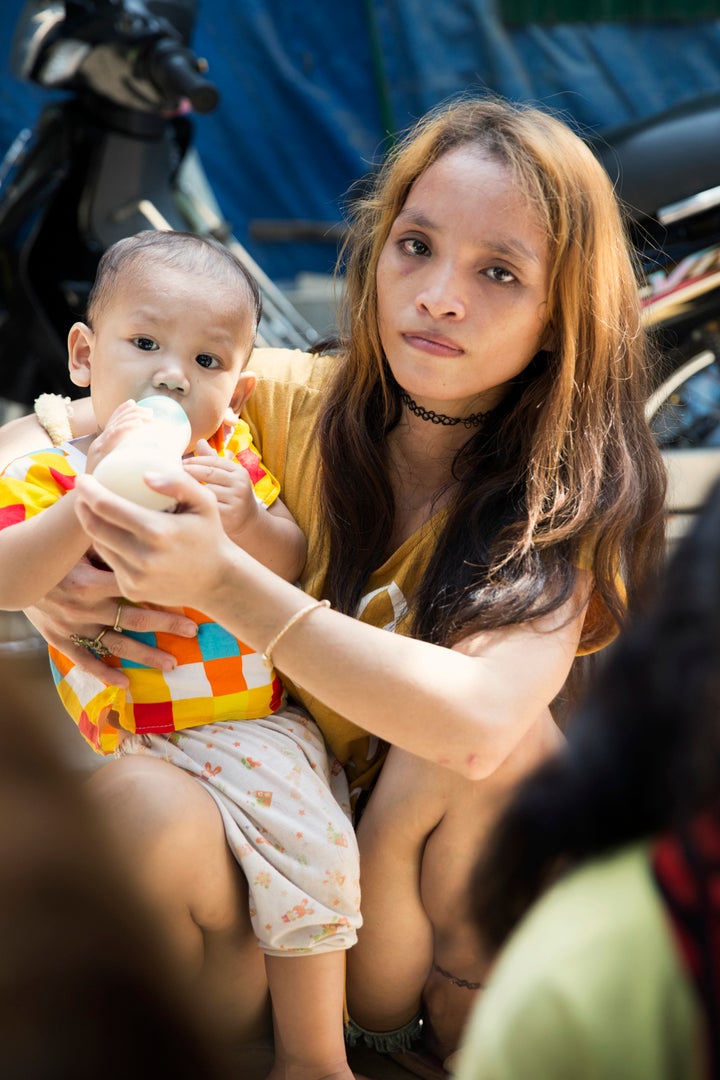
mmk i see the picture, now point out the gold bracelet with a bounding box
[262,599,331,670]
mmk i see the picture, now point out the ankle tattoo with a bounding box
[433,963,485,990]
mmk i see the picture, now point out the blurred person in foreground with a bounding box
[456,482,720,1080]
[0,672,230,1079]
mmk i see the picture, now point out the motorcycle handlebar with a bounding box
[12,0,219,114]
[140,37,219,113]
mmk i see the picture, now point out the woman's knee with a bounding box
[358,746,458,846]
[88,754,249,933]
[88,753,220,840]
[90,751,177,805]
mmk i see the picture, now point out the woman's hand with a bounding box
[24,554,199,687]
[73,471,236,611]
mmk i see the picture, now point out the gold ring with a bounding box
[112,603,124,634]
[69,628,112,659]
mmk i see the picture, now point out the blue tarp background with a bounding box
[1,2,720,282]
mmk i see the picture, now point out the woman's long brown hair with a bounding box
[319,96,667,649]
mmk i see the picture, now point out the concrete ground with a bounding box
[230,1039,425,1079]
[0,612,418,1080]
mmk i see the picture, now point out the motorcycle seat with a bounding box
[589,93,720,223]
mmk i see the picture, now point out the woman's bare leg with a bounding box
[87,753,271,1044]
[347,711,563,1066]
[265,952,353,1080]
[346,753,438,1036]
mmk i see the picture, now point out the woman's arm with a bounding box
[74,469,588,780]
[0,412,53,468]
[0,398,96,471]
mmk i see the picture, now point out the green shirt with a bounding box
[457,843,705,1080]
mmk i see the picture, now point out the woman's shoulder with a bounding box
[456,843,704,1079]
[249,347,341,394]
[243,348,342,446]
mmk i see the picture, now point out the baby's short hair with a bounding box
[86,230,262,331]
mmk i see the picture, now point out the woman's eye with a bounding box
[485,266,516,284]
[132,336,158,351]
[195,353,220,369]
[401,237,430,257]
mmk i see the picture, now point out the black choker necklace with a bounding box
[399,390,489,429]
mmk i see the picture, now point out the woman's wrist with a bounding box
[198,543,316,660]
[262,599,331,669]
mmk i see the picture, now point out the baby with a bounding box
[0,230,361,1080]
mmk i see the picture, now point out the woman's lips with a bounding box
[402,331,464,356]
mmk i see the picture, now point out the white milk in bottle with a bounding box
[92,396,191,511]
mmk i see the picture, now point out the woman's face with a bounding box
[376,146,552,417]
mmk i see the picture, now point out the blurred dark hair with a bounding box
[472,480,720,952]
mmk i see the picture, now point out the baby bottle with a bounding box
[92,395,191,511]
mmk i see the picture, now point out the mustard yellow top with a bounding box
[243,348,616,798]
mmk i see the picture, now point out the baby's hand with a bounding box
[85,400,152,475]
[183,439,259,545]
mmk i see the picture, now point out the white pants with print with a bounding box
[119,705,361,955]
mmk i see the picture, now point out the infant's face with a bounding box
[87,264,255,448]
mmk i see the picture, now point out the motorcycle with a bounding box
[1,1,720,566]
[0,0,319,410]
[590,96,720,544]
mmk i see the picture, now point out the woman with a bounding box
[0,95,667,1076]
